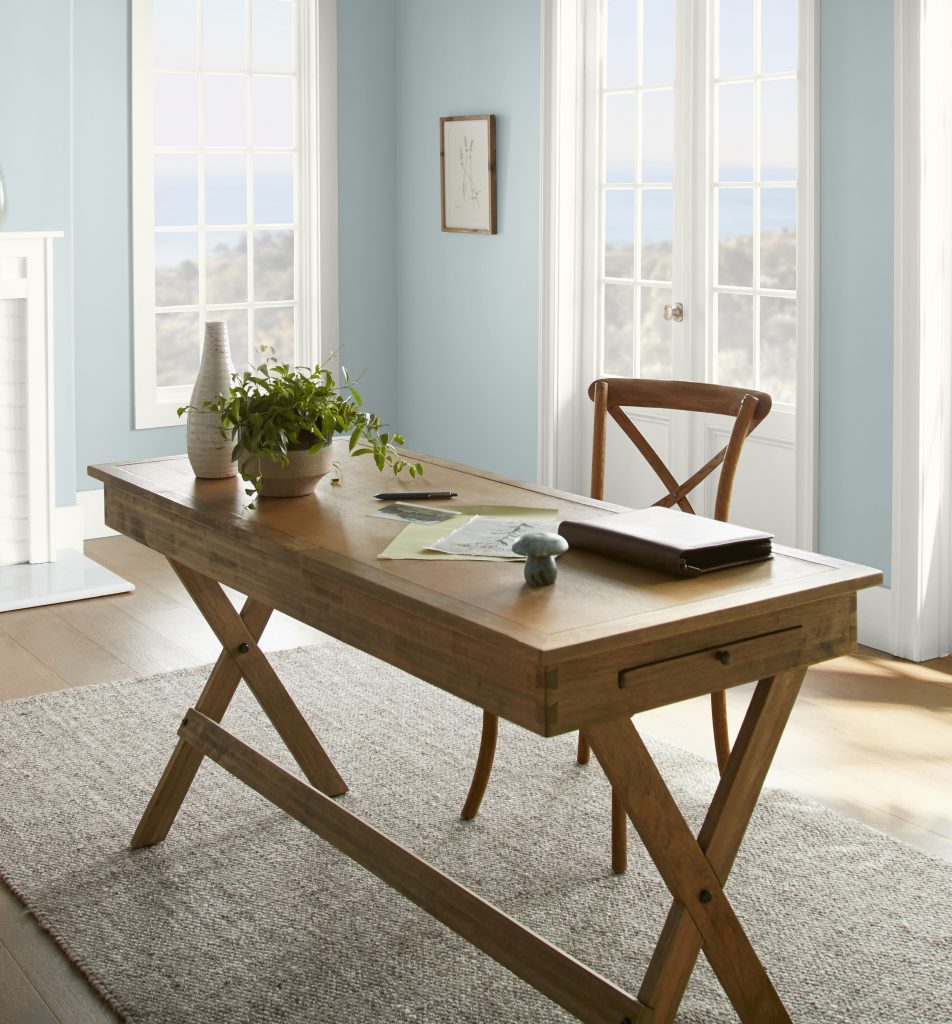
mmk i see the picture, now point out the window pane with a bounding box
[762,0,797,74]
[206,154,247,225]
[155,153,198,227]
[604,190,635,280]
[717,82,754,181]
[219,308,251,370]
[254,229,294,301]
[253,75,294,148]
[639,286,673,378]
[718,188,753,287]
[718,0,754,78]
[206,231,248,305]
[604,284,634,376]
[156,311,200,385]
[605,93,637,184]
[253,153,294,223]
[642,0,675,86]
[255,305,294,363]
[204,0,247,71]
[641,189,672,282]
[154,73,198,146]
[761,188,796,289]
[760,297,796,403]
[155,233,199,306]
[205,74,247,148]
[605,0,636,89]
[253,0,294,73]
[717,292,754,386]
[761,79,797,180]
[642,89,673,183]
[154,0,196,69]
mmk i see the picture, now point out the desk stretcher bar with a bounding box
[179,709,650,1024]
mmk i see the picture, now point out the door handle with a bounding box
[663,302,684,323]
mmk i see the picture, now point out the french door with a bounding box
[576,0,812,546]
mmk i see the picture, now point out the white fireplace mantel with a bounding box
[0,230,132,610]
[0,230,60,565]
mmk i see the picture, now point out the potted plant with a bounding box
[180,357,422,503]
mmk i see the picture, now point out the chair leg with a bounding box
[577,733,591,764]
[611,789,628,873]
[711,690,731,773]
[461,711,499,820]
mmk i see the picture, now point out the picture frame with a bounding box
[440,114,496,234]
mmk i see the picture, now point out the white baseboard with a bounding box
[52,504,85,552]
[856,585,894,655]
[77,488,118,540]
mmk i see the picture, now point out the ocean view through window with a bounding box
[133,0,313,428]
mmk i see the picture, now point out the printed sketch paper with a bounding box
[426,517,542,560]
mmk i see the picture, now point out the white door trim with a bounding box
[795,0,818,551]
[538,0,583,489]
[877,0,952,660]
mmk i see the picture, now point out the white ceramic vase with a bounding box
[186,321,238,479]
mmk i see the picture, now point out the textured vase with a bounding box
[186,321,238,479]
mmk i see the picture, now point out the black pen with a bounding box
[374,491,458,500]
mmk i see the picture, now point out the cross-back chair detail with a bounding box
[460,377,772,874]
[589,377,770,518]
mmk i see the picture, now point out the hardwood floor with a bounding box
[1,535,950,1023]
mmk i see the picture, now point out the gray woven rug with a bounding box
[1,641,950,1024]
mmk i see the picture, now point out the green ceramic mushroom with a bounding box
[512,532,569,587]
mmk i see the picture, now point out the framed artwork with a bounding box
[440,114,496,234]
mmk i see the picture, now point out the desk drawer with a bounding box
[618,625,805,691]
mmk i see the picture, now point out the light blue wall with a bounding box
[337,0,398,427]
[73,0,185,490]
[394,0,541,480]
[818,0,893,582]
[0,0,76,506]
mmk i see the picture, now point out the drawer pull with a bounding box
[616,625,804,691]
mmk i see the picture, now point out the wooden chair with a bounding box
[460,377,773,873]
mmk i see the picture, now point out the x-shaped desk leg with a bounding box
[131,560,347,849]
[585,667,806,1024]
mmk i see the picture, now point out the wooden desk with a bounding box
[90,446,881,1024]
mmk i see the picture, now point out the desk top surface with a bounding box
[90,444,881,658]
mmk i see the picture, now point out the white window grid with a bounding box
[710,0,798,400]
[598,0,675,380]
[133,0,336,430]
[153,0,300,371]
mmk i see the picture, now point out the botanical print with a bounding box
[456,135,482,214]
[441,116,495,233]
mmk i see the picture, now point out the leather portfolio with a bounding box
[557,506,773,577]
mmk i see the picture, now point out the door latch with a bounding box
[663,302,684,323]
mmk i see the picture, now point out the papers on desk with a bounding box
[370,502,462,525]
[378,505,558,561]
[426,516,542,559]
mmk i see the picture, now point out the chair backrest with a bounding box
[589,378,772,521]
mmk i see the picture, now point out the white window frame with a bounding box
[131,0,339,429]
[538,0,816,550]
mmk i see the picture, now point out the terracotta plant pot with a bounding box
[247,443,333,498]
